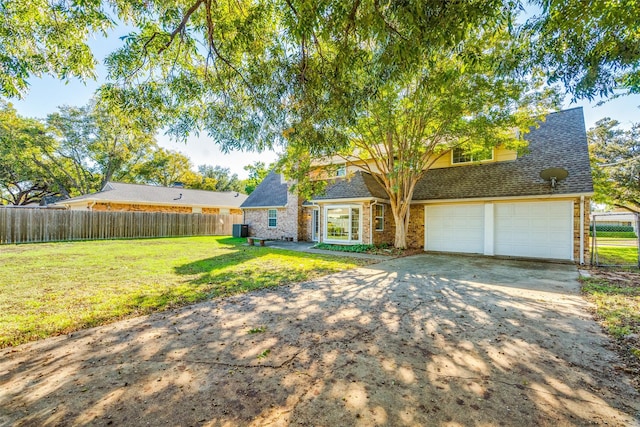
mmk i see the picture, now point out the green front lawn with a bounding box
[594,245,639,266]
[0,236,368,347]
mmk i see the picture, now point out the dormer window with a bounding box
[452,147,493,164]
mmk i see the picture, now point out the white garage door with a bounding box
[425,204,484,254]
[494,201,573,260]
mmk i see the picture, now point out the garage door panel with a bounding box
[426,205,484,254]
[495,201,573,260]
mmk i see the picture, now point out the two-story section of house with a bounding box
[241,107,593,263]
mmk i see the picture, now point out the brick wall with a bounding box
[299,206,314,242]
[244,190,302,241]
[92,202,192,214]
[371,203,395,246]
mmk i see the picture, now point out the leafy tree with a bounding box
[45,101,158,195]
[524,0,640,100]
[197,165,243,192]
[283,28,558,248]
[135,148,199,187]
[243,161,270,194]
[589,119,640,213]
[0,102,63,205]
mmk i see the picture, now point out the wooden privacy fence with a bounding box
[0,208,244,244]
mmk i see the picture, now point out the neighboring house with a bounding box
[57,182,247,215]
[241,107,593,263]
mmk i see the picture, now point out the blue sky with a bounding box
[8,27,640,179]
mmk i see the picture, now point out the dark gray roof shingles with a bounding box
[313,170,388,200]
[244,108,593,206]
[241,171,289,208]
[413,107,593,200]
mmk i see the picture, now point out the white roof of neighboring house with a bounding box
[591,211,638,221]
[56,182,248,209]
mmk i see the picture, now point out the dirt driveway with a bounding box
[1,254,639,426]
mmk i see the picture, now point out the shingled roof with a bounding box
[240,171,289,208]
[413,107,593,200]
[58,182,247,208]
[312,170,388,201]
[241,108,593,207]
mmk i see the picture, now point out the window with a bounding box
[452,146,493,164]
[335,165,347,177]
[268,209,277,228]
[325,206,361,243]
[374,204,384,231]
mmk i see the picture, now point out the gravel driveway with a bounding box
[1,254,639,426]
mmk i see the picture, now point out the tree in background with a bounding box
[589,119,640,213]
[197,165,243,193]
[134,148,199,188]
[0,102,63,204]
[243,161,270,194]
[524,0,640,100]
[45,101,158,196]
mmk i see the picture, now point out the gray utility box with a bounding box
[232,224,249,238]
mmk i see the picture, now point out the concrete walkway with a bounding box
[1,254,639,426]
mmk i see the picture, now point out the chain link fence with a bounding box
[590,212,640,268]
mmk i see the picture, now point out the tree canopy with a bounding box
[589,118,640,213]
[0,102,255,204]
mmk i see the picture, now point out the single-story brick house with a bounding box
[241,107,594,263]
[57,182,247,215]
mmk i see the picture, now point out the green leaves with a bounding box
[588,118,640,212]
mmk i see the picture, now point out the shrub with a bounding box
[314,243,376,253]
[591,231,637,238]
[590,224,635,233]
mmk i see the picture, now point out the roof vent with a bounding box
[174,193,183,200]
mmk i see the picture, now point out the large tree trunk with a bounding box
[390,199,412,249]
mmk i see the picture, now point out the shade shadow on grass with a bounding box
[174,247,365,298]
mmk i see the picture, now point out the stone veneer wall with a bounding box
[406,204,425,249]
[574,196,591,263]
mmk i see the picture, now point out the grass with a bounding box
[591,231,637,238]
[0,236,368,348]
[593,246,639,266]
[582,277,640,340]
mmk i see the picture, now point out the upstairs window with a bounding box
[452,147,493,164]
[334,165,347,177]
[268,209,277,228]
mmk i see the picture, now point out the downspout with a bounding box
[579,196,585,265]
[88,201,96,211]
[370,200,378,246]
[310,202,319,242]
